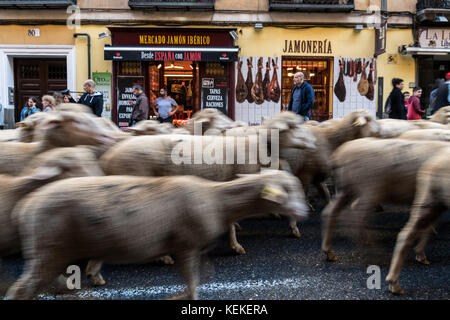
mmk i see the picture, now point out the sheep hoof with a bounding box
[272,213,282,220]
[234,222,243,231]
[388,282,405,295]
[92,277,106,287]
[292,228,302,238]
[431,227,438,235]
[325,251,338,262]
[159,255,175,265]
[415,255,430,265]
[307,202,316,212]
[232,244,246,255]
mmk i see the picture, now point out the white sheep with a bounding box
[321,138,449,262]
[386,147,450,295]
[6,170,308,300]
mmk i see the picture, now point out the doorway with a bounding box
[281,56,332,121]
[417,55,450,110]
[14,58,67,122]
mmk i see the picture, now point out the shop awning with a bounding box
[400,46,450,56]
[104,46,239,62]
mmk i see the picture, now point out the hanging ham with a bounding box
[268,57,281,103]
[366,59,375,101]
[251,57,265,105]
[235,59,248,103]
[334,58,346,102]
[245,58,255,103]
[262,58,271,102]
[357,60,369,96]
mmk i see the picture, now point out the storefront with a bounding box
[413,28,450,109]
[234,27,416,124]
[104,27,239,129]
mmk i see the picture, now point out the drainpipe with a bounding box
[73,33,91,79]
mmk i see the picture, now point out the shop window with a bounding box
[269,0,354,12]
[128,0,215,10]
[281,56,332,121]
[119,61,142,76]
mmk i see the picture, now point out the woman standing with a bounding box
[41,95,56,112]
[20,97,39,121]
[407,87,425,120]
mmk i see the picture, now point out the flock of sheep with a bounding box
[0,103,449,299]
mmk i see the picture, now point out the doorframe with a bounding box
[0,45,76,116]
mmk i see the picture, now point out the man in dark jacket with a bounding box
[431,72,450,115]
[288,72,315,121]
[130,85,149,124]
[388,78,406,120]
[78,79,104,117]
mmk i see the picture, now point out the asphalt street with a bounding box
[1,205,449,300]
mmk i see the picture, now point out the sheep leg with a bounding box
[386,206,441,295]
[172,250,200,300]
[321,191,352,261]
[318,182,331,204]
[86,260,106,286]
[412,228,433,265]
[6,258,65,300]
[229,223,246,255]
[289,218,302,238]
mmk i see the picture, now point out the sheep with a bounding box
[386,147,450,295]
[376,119,447,139]
[15,112,50,143]
[321,138,450,262]
[126,120,189,136]
[0,112,116,176]
[429,106,450,125]
[0,146,104,257]
[0,129,19,143]
[183,108,242,135]
[6,170,308,300]
[100,118,315,255]
[398,129,450,142]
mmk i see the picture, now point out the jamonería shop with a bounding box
[104,27,239,129]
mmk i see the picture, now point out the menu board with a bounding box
[117,76,144,129]
[201,78,228,115]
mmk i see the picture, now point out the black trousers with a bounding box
[158,116,173,124]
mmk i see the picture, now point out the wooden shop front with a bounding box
[104,27,239,129]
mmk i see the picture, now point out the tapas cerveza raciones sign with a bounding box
[283,39,333,54]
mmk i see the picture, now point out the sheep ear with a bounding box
[260,185,288,204]
[352,116,367,127]
[25,166,63,181]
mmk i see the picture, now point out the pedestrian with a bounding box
[429,79,444,112]
[130,85,149,126]
[153,87,177,124]
[61,89,77,103]
[78,79,104,117]
[403,91,411,114]
[20,97,39,122]
[287,72,315,121]
[407,87,425,120]
[388,78,406,120]
[42,95,55,112]
[431,72,450,115]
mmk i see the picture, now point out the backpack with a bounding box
[384,95,392,114]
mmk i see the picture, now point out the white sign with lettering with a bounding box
[419,28,450,49]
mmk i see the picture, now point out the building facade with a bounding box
[0,0,447,128]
